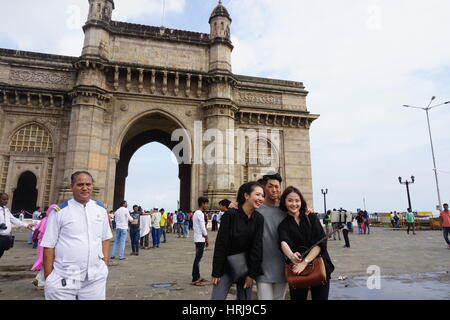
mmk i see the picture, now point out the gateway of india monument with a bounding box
[0,0,319,211]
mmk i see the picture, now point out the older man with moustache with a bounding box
[41,171,112,300]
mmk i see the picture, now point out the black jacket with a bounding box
[212,208,264,279]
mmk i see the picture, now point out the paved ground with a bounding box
[0,226,449,300]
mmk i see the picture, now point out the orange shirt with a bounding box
[440,210,450,227]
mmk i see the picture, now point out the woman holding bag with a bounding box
[211,181,265,300]
[278,186,334,300]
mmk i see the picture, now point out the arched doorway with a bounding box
[113,112,191,211]
[11,171,38,214]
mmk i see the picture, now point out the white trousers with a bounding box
[44,268,108,300]
[35,269,46,287]
[256,282,288,300]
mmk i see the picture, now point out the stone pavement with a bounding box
[0,226,449,300]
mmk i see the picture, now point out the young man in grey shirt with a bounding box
[256,172,288,300]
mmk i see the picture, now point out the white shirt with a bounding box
[0,206,28,236]
[193,210,207,243]
[151,211,161,229]
[217,211,224,224]
[114,207,133,230]
[40,199,113,281]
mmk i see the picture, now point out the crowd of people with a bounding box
[1,170,450,301]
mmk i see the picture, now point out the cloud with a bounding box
[229,0,450,212]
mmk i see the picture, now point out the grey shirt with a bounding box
[256,203,287,283]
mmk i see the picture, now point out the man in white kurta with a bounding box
[41,171,112,300]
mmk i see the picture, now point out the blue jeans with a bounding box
[183,224,189,237]
[152,228,161,247]
[192,242,205,282]
[443,227,450,245]
[129,228,140,253]
[160,226,166,242]
[111,228,127,259]
[27,229,33,244]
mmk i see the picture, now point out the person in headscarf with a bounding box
[31,204,57,290]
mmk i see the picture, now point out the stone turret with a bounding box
[82,0,114,59]
[87,0,114,23]
[208,0,233,73]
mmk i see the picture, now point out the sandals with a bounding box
[191,280,205,286]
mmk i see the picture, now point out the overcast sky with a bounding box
[1,0,449,214]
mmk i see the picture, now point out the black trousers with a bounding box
[192,242,205,282]
[290,281,330,300]
[0,235,10,259]
[343,229,350,247]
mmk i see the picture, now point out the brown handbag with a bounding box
[285,256,327,289]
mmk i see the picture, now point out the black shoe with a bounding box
[110,256,115,259]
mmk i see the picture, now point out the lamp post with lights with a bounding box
[402,97,450,212]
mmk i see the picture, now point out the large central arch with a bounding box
[113,111,192,211]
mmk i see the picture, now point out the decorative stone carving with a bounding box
[10,70,72,85]
[237,91,282,106]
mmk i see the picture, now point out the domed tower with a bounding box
[82,0,115,59]
[202,1,238,208]
[208,0,233,73]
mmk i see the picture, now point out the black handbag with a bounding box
[226,212,249,283]
[0,235,13,251]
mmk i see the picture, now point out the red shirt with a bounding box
[440,210,450,227]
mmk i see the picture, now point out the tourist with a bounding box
[183,211,190,238]
[390,212,395,228]
[363,210,370,235]
[129,205,141,256]
[0,193,33,259]
[30,207,42,248]
[255,172,288,300]
[160,208,168,243]
[324,210,333,238]
[167,212,173,233]
[211,212,219,231]
[406,208,416,235]
[278,186,334,300]
[41,171,112,300]
[151,208,161,248]
[342,209,352,248]
[189,211,194,231]
[176,209,185,238]
[111,200,133,260]
[356,211,364,234]
[330,208,342,240]
[218,199,231,227]
[211,181,265,300]
[31,204,57,291]
[140,209,151,249]
[393,211,400,228]
[191,197,209,286]
[440,203,450,249]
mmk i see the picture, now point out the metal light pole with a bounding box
[398,176,415,210]
[403,97,450,212]
[321,189,328,215]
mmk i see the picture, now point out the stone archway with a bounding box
[113,112,192,211]
[11,171,38,213]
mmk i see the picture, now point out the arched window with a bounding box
[9,124,53,153]
[244,138,280,183]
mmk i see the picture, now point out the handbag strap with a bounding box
[302,223,343,257]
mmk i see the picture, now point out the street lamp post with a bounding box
[398,176,415,210]
[402,97,450,212]
[321,189,328,215]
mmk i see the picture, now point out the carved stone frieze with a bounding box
[236,91,282,106]
[10,69,72,86]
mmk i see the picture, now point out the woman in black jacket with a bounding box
[211,181,265,300]
[278,186,335,300]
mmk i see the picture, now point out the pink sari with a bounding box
[31,204,57,271]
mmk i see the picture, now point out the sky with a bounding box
[1,0,449,214]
